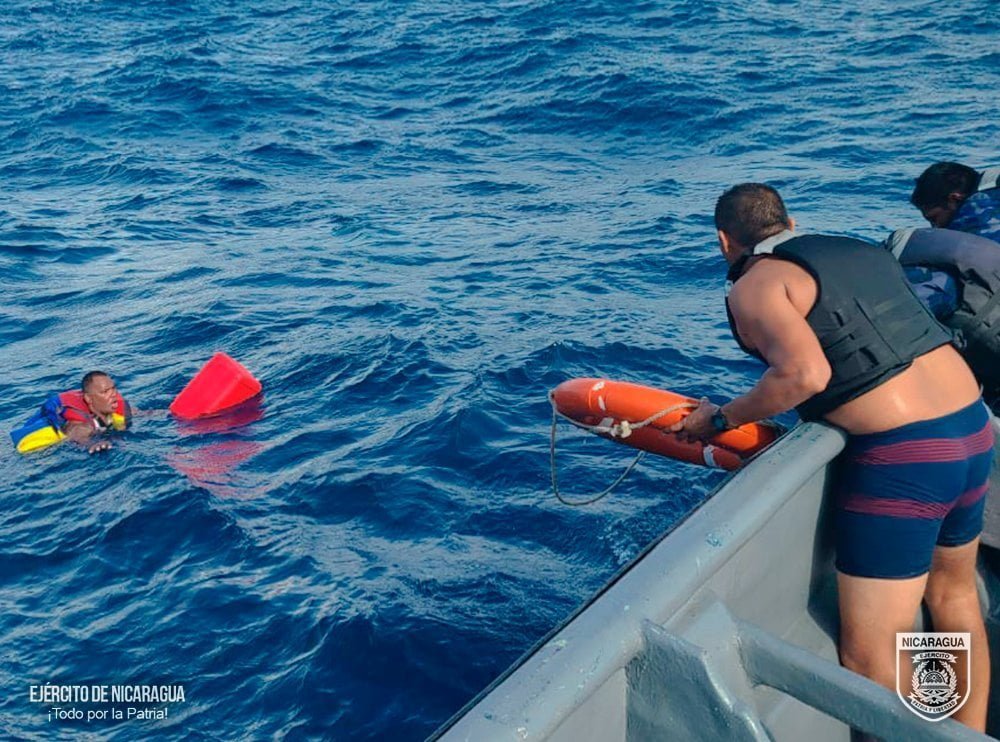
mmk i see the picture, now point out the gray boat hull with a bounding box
[436,420,1000,741]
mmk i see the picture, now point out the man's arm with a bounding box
[673,264,831,440]
[63,421,112,454]
[63,421,94,443]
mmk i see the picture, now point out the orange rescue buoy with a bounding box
[550,378,781,470]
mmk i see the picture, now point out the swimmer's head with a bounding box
[82,371,118,416]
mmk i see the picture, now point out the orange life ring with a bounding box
[549,378,781,470]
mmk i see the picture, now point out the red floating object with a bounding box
[170,352,263,420]
[550,377,781,471]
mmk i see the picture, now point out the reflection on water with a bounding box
[172,395,265,436]
[167,396,267,498]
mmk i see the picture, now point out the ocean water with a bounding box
[1,1,997,738]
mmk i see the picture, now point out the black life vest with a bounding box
[886,227,1000,391]
[726,232,952,421]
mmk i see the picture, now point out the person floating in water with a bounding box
[63,371,131,453]
[10,370,132,455]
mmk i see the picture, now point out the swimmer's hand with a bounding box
[64,421,114,453]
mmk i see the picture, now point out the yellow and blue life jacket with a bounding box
[10,390,130,454]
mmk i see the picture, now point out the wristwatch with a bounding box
[710,407,732,432]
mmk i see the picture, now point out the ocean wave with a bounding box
[2,0,997,737]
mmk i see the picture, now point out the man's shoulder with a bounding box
[744,254,814,283]
[731,254,818,320]
[731,258,799,301]
[953,192,1000,240]
[957,190,1000,219]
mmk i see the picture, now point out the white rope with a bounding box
[549,397,697,506]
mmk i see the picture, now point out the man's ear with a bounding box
[715,229,743,265]
[717,229,739,262]
[717,228,731,253]
[947,191,966,206]
[788,216,796,232]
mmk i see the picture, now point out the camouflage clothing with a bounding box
[949,187,1000,243]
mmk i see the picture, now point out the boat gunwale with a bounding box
[433,421,847,740]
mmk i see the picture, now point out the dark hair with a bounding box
[82,370,110,393]
[910,162,979,210]
[714,183,791,248]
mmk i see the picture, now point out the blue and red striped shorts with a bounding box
[834,399,994,579]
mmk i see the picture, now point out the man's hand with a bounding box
[88,441,112,454]
[669,398,720,443]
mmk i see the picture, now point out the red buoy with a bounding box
[170,352,262,419]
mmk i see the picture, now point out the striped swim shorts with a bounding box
[834,399,994,579]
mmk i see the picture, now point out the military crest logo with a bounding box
[896,632,970,722]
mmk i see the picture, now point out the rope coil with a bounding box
[549,396,697,506]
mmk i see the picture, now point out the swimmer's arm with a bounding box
[63,422,112,454]
[63,421,94,443]
[720,273,831,426]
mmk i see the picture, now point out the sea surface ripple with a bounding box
[1,1,997,739]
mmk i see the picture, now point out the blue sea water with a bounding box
[0,0,997,738]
